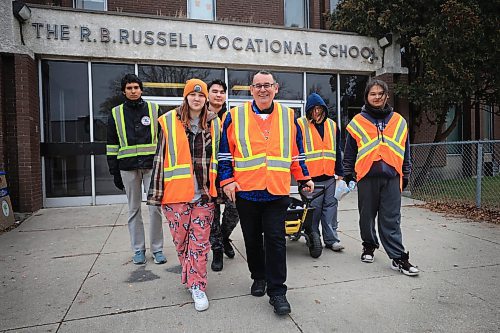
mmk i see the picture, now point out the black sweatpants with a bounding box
[210,201,240,252]
[236,196,290,297]
[357,176,406,259]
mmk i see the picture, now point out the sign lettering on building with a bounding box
[30,23,376,61]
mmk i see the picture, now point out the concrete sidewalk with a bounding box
[1,193,499,333]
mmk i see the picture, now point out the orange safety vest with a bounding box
[158,110,220,204]
[346,112,408,188]
[229,101,295,195]
[297,116,337,177]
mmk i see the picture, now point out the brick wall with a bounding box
[374,72,438,143]
[25,1,336,29]
[2,55,42,213]
[217,0,283,25]
[309,0,328,29]
[107,0,186,16]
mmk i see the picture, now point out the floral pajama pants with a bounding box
[162,202,214,291]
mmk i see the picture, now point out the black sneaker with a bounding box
[211,250,223,272]
[361,246,375,263]
[250,279,266,297]
[391,252,419,276]
[269,295,291,315]
[223,238,235,258]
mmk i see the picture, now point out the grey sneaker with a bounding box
[152,251,167,264]
[326,242,345,252]
[132,250,146,264]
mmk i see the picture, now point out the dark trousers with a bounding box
[357,176,406,259]
[236,196,290,297]
[209,201,240,251]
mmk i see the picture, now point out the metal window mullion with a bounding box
[336,73,341,131]
[38,60,47,206]
[88,61,96,205]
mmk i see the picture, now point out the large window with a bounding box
[329,0,339,12]
[227,69,303,100]
[483,106,494,140]
[285,0,308,28]
[339,74,368,148]
[139,65,224,97]
[188,0,215,20]
[74,0,107,11]
[306,73,337,120]
[91,63,134,195]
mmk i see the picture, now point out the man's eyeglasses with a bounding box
[251,83,275,90]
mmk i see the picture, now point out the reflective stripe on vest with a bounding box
[209,117,221,197]
[346,113,407,181]
[234,102,291,172]
[108,102,158,159]
[159,110,220,202]
[349,116,406,161]
[298,117,336,162]
[210,117,221,174]
[163,110,192,181]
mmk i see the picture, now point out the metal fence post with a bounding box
[476,142,483,208]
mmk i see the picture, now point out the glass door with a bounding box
[41,60,94,207]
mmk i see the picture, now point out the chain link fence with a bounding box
[408,140,500,211]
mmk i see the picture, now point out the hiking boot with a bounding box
[211,250,223,272]
[361,246,375,263]
[391,252,419,276]
[152,251,167,264]
[326,242,345,252]
[132,250,146,265]
[190,286,209,311]
[269,295,291,315]
[223,238,235,258]
[250,279,266,297]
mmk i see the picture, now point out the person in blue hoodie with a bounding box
[343,79,419,276]
[297,93,345,252]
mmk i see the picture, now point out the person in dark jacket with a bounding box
[207,79,240,272]
[106,74,165,265]
[298,93,345,252]
[343,79,418,276]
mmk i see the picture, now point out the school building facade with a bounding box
[0,1,497,212]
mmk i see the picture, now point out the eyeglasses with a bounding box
[251,83,275,90]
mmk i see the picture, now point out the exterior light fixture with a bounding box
[377,33,393,49]
[12,1,31,45]
[12,1,31,23]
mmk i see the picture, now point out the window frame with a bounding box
[73,0,108,11]
[187,0,217,21]
[284,0,309,28]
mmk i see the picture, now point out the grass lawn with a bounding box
[411,176,500,210]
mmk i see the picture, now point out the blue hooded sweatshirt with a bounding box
[303,93,344,180]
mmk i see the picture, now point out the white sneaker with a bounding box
[190,286,209,311]
[330,242,345,252]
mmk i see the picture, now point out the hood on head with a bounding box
[305,93,327,117]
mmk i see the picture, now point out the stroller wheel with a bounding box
[308,232,323,258]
